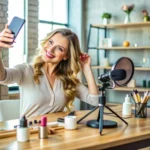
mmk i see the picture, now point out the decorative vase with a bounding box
[124,13,130,24]
[103,18,110,25]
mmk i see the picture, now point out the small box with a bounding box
[127,79,136,88]
[99,38,112,47]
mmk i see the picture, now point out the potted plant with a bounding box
[101,12,112,24]
[122,4,134,23]
[142,10,149,22]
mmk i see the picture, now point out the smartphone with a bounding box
[8,16,25,44]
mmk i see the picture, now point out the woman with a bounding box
[0,24,99,117]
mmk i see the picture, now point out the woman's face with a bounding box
[41,33,69,65]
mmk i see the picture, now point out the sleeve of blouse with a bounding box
[0,64,27,85]
[75,83,99,106]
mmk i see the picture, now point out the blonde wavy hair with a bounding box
[33,28,82,112]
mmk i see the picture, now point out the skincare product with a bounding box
[17,116,30,142]
[122,94,132,117]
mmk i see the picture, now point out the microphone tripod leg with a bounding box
[77,106,99,124]
[105,105,128,125]
[99,105,104,135]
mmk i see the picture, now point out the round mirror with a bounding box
[111,57,134,86]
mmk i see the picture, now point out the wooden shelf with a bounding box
[95,84,150,92]
[111,87,150,92]
[92,66,150,71]
[85,83,150,92]
[92,22,150,29]
[92,46,150,50]
[92,66,111,69]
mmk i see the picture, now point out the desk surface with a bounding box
[0,105,150,150]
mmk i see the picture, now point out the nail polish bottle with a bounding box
[38,116,48,139]
[17,116,30,142]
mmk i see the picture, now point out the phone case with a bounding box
[8,16,25,43]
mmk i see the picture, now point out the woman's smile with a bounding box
[46,50,55,59]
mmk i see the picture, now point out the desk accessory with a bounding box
[78,57,134,135]
[135,103,147,118]
[64,116,77,130]
[131,90,150,118]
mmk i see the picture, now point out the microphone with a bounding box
[98,69,126,82]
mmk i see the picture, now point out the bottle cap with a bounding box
[125,94,130,103]
[20,116,28,128]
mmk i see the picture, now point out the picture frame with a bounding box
[99,38,112,47]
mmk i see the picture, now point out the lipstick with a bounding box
[38,116,48,139]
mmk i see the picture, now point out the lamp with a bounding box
[77,57,134,135]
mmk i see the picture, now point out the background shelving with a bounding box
[87,22,150,93]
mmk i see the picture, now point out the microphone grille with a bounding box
[110,69,126,81]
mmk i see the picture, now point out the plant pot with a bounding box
[103,18,110,25]
[144,16,149,22]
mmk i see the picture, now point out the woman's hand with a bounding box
[79,53,98,95]
[79,53,91,72]
[0,24,14,49]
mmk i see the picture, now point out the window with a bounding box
[8,0,25,68]
[8,0,25,89]
[38,0,68,43]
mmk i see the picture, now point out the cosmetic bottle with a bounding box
[122,94,132,117]
[17,116,30,142]
[39,116,48,139]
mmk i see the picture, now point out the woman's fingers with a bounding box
[0,36,14,42]
[80,53,89,60]
[0,41,13,48]
[5,24,12,33]
[0,24,14,48]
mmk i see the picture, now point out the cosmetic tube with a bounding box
[17,116,30,142]
[38,116,48,139]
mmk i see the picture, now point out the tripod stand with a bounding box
[77,82,128,135]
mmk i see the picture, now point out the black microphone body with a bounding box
[99,69,126,82]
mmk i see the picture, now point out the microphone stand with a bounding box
[77,82,128,135]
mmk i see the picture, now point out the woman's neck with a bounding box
[43,63,56,76]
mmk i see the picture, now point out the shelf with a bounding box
[95,84,150,92]
[92,66,111,69]
[91,66,150,71]
[92,22,150,29]
[111,87,150,92]
[85,83,150,92]
[89,46,150,50]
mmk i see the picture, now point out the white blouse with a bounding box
[0,64,99,117]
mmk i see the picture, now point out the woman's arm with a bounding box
[79,53,98,95]
[0,24,14,80]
